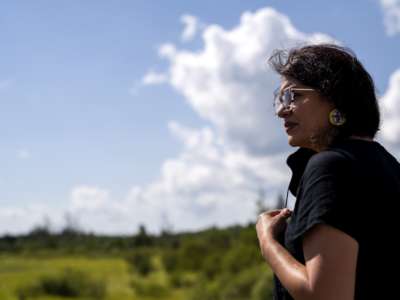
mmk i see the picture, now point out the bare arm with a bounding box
[256,210,358,300]
[302,224,358,300]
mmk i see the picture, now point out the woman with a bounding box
[256,44,400,299]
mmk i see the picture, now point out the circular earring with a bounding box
[329,109,346,126]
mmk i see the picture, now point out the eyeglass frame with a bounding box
[273,87,316,114]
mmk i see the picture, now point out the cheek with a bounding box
[307,110,330,130]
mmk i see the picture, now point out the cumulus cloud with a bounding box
[160,7,337,156]
[180,14,203,42]
[56,123,288,234]
[70,185,109,211]
[125,7,341,232]
[121,122,289,232]
[380,69,400,144]
[380,0,400,36]
[66,7,338,234]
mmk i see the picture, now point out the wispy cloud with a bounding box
[380,0,400,36]
[180,14,204,42]
[130,70,169,96]
[141,70,168,85]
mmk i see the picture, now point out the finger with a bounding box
[279,209,292,218]
[281,208,292,215]
[262,209,282,217]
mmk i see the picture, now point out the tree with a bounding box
[133,224,153,247]
[29,215,52,237]
[61,212,82,236]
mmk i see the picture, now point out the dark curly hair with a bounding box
[269,43,380,139]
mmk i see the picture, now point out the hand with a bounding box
[256,209,292,253]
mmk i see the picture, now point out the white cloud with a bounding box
[380,0,400,36]
[161,7,337,156]
[126,7,340,232]
[159,43,177,59]
[180,14,203,42]
[141,70,168,85]
[68,185,138,234]
[121,122,289,233]
[70,185,109,211]
[380,69,400,144]
[0,205,63,235]
[52,121,289,235]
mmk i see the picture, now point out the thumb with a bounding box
[279,208,292,217]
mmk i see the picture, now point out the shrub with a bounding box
[178,240,209,271]
[16,268,106,299]
[221,244,261,274]
[202,253,222,280]
[126,249,154,276]
[219,268,259,300]
[251,270,274,300]
[168,271,195,288]
[161,249,179,273]
[188,278,219,300]
[131,278,170,297]
[187,266,273,300]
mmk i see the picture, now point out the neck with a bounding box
[308,135,374,153]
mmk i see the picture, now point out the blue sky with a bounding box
[1,0,400,234]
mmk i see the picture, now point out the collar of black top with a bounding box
[286,148,317,197]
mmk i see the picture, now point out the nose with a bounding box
[276,105,292,118]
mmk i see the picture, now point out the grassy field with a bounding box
[0,225,272,300]
[0,255,188,300]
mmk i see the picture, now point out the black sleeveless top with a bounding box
[273,139,400,299]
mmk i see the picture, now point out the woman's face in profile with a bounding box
[276,77,334,151]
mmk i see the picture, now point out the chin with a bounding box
[287,136,299,147]
[287,135,306,148]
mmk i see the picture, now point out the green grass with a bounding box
[0,255,163,300]
[0,251,269,300]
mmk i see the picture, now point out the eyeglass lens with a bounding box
[274,89,293,113]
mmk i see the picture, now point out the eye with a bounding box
[291,91,301,100]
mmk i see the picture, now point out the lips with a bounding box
[284,121,298,132]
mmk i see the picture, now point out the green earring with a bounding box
[329,109,346,126]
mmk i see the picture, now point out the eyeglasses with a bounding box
[273,87,316,114]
